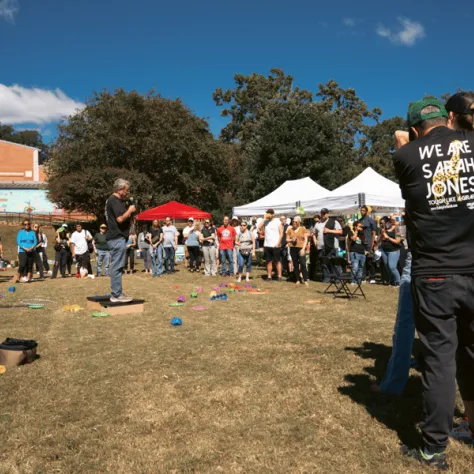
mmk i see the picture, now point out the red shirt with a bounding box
[217,225,236,250]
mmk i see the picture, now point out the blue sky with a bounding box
[1,0,473,139]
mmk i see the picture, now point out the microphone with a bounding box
[128,197,137,217]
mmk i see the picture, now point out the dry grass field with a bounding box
[0,225,472,473]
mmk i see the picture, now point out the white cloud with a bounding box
[343,18,356,27]
[376,17,425,46]
[0,84,84,124]
[0,0,19,22]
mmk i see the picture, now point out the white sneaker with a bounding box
[237,276,242,282]
[450,420,474,445]
[369,280,376,284]
[22,276,28,282]
[110,294,133,303]
[246,276,250,282]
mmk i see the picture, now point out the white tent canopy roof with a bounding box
[302,167,405,213]
[233,177,330,217]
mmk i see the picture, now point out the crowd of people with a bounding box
[7,208,408,289]
[3,91,474,471]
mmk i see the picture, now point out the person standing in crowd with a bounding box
[336,216,351,254]
[105,178,136,303]
[93,224,110,277]
[359,205,377,283]
[12,219,37,283]
[347,220,366,285]
[279,215,290,275]
[149,220,164,277]
[162,217,178,274]
[392,98,474,470]
[200,219,217,276]
[70,224,93,277]
[258,209,284,282]
[124,227,137,274]
[137,224,152,274]
[186,223,201,272]
[231,216,240,275]
[217,216,236,277]
[236,220,256,282]
[286,216,309,286]
[61,224,73,276]
[250,217,259,249]
[315,208,342,283]
[309,215,321,281]
[32,223,46,280]
[378,216,401,287]
[51,227,69,279]
[182,218,194,269]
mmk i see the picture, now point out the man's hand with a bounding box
[128,205,136,214]
[395,130,409,150]
[323,227,330,234]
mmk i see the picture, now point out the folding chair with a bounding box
[321,256,352,298]
[332,257,366,299]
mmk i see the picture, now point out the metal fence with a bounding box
[0,211,95,226]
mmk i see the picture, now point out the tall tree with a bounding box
[47,89,228,219]
[243,101,353,201]
[213,68,313,144]
[359,116,407,180]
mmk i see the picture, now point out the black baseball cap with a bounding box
[445,92,474,115]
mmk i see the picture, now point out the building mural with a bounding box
[0,189,60,213]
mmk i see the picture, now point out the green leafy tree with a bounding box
[213,68,313,144]
[358,116,407,180]
[47,89,228,219]
[242,101,350,200]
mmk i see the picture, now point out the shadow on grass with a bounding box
[338,341,424,448]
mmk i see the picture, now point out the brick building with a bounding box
[0,139,91,221]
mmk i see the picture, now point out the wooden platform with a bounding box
[87,296,145,315]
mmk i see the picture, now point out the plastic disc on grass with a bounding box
[169,303,184,307]
[192,306,206,311]
[29,304,44,309]
[92,311,110,318]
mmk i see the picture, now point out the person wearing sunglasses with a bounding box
[200,219,217,276]
[236,221,256,282]
[12,220,37,283]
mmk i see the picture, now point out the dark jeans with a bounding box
[164,247,175,273]
[309,245,319,281]
[188,246,199,270]
[32,250,44,278]
[36,248,49,272]
[281,247,290,273]
[290,247,308,282]
[52,247,67,278]
[412,274,474,453]
[66,250,73,274]
[318,248,337,282]
[124,247,135,271]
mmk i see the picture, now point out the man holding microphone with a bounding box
[105,178,136,303]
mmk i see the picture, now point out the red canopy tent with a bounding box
[136,201,211,221]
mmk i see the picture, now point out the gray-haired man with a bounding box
[105,178,136,303]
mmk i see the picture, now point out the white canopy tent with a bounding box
[301,167,405,213]
[233,177,330,217]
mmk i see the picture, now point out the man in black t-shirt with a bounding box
[200,219,217,276]
[105,178,136,303]
[393,98,474,470]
